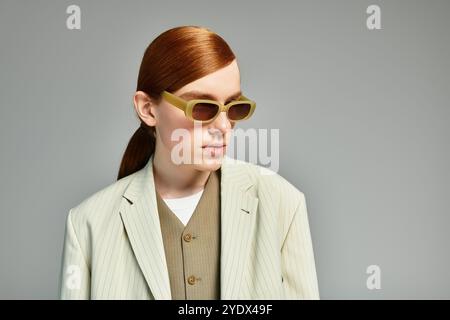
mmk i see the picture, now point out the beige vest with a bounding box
[155,169,221,300]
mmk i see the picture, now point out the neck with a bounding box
[152,145,211,199]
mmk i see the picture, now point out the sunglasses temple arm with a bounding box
[164,92,187,111]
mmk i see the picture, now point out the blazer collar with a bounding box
[119,155,259,299]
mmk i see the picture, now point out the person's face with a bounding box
[141,59,241,172]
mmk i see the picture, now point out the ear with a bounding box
[133,91,157,126]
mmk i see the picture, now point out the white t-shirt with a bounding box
[162,188,204,226]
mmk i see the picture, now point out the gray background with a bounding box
[1,0,449,299]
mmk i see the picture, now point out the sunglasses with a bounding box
[160,90,256,123]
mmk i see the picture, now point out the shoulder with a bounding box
[228,158,308,241]
[67,170,139,229]
[226,157,306,210]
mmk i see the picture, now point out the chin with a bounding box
[192,157,224,172]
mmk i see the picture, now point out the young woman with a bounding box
[60,25,319,300]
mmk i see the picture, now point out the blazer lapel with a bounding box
[117,154,259,300]
[220,156,259,299]
[119,156,172,300]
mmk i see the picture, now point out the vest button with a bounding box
[183,233,192,242]
[187,275,196,285]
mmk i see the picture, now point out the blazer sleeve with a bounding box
[281,192,320,299]
[59,209,91,299]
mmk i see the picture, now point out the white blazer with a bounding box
[59,155,320,299]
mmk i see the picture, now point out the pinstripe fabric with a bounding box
[59,155,320,300]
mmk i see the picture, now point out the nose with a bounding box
[210,111,232,134]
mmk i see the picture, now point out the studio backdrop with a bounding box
[0,0,449,299]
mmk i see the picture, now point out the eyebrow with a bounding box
[178,90,242,101]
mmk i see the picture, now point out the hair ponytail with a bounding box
[117,25,236,180]
[117,122,156,180]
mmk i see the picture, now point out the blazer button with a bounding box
[187,275,196,285]
[183,233,192,242]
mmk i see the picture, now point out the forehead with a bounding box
[174,60,241,100]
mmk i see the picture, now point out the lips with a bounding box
[202,144,226,157]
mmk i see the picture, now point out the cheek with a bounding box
[157,108,195,149]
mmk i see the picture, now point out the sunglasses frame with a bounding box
[160,90,256,123]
